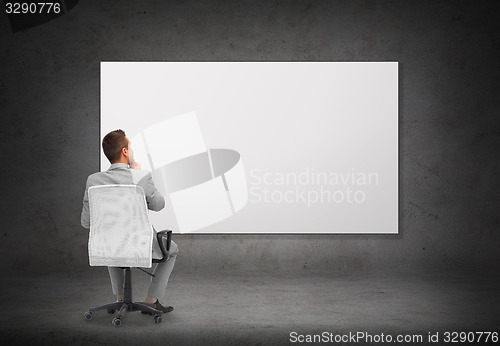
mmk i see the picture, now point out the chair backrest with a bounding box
[88,184,153,268]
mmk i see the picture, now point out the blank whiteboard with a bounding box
[101,62,398,234]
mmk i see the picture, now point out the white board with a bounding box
[101,62,398,234]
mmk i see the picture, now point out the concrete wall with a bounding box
[1,0,498,276]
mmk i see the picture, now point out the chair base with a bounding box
[85,301,163,325]
[84,267,163,326]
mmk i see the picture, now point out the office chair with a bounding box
[83,184,173,326]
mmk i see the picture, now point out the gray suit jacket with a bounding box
[81,163,166,258]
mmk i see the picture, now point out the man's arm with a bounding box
[131,166,165,212]
[81,176,91,229]
[142,173,165,211]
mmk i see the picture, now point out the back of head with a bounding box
[102,129,128,163]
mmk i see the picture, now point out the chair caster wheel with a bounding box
[112,317,122,326]
[107,309,115,314]
[154,315,162,324]
[84,311,92,320]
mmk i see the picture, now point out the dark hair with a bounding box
[102,129,128,163]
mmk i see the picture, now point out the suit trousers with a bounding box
[107,240,178,300]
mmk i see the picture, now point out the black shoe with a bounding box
[141,299,174,314]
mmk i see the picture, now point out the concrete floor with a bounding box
[1,269,498,345]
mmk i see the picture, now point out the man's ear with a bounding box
[122,146,128,158]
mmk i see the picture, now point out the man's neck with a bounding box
[112,159,129,166]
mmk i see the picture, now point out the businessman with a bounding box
[81,129,178,313]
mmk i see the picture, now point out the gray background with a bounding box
[0,1,500,345]
[0,2,498,341]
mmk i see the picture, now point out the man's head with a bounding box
[102,129,134,165]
